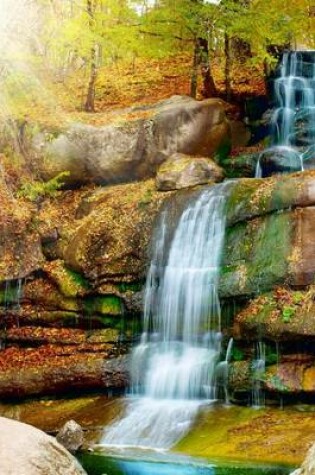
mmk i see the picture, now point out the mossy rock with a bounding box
[82,295,123,317]
[43,260,90,298]
[156,153,224,191]
[220,211,292,298]
[233,288,315,341]
[62,179,173,283]
[221,153,257,179]
[23,278,80,312]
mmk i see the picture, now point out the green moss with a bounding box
[270,178,298,212]
[232,347,245,362]
[225,180,260,224]
[214,134,232,163]
[267,375,290,392]
[117,281,143,293]
[0,287,19,305]
[138,189,153,209]
[247,212,291,290]
[45,261,90,298]
[17,171,70,202]
[83,295,122,316]
[282,305,295,323]
[63,268,90,295]
[221,211,292,297]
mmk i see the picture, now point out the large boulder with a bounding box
[156,153,224,191]
[0,417,86,475]
[32,96,230,186]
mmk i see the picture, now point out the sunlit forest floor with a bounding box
[5,54,266,129]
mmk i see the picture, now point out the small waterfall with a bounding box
[271,52,315,147]
[256,51,315,177]
[102,183,230,450]
[251,341,266,408]
[215,337,233,404]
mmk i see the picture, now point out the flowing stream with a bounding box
[102,183,230,450]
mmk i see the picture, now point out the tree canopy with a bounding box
[0,0,313,116]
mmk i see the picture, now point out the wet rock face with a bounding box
[0,417,87,475]
[258,147,302,177]
[228,287,315,402]
[32,96,230,186]
[220,173,315,298]
[156,153,224,191]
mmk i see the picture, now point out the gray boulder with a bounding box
[56,420,85,454]
[156,152,224,191]
[0,417,86,475]
[33,96,230,186]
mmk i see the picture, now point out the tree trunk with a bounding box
[84,47,97,112]
[190,38,199,98]
[198,37,217,98]
[190,37,217,99]
[224,33,232,101]
[84,0,97,113]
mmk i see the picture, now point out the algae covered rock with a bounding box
[156,152,224,191]
[233,288,315,341]
[220,173,315,298]
[0,417,87,475]
[33,96,230,186]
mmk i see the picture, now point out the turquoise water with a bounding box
[78,453,292,475]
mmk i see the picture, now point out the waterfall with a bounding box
[251,341,266,408]
[271,51,315,147]
[101,183,230,450]
[215,337,233,404]
[256,51,315,177]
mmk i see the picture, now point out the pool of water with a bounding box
[78,452,293,475]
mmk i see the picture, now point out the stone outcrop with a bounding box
[2,145,315,399]
[0,417,86,475]
[291,442,315,475]
[0,345,128,398]
[228,286,315,402]
[0,175,43,281]
[32,96,231,186]
[156,153,224,191]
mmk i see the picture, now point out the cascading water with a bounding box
[256,51,315,177]
[215,337,233,404]
[251,341,266,408]
[101,183,230,450]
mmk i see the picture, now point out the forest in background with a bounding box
[0,0,314,128]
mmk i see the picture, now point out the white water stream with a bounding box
[102,184,229,449]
